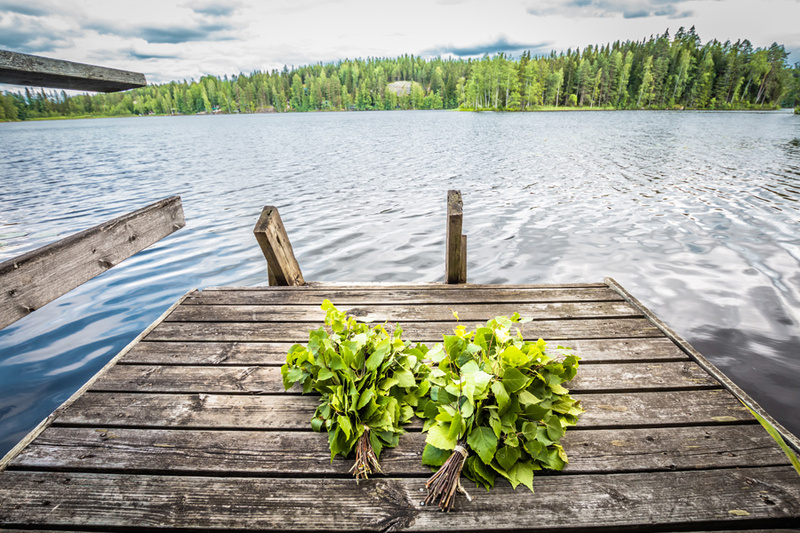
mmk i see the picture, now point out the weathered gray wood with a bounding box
[10,425,788,476]
[56,390,754,430]
[165,301,641,322]
[144,317,663,342]
[0,291,193,471]
[1,468,798,530]
[0,50,146,92]
[606,277,800,453]
[460,234,467,282]
[121,338,689,366]
[88,361,719,394]
[0,196,184,331]
[445,190,466,284]
[206,282,610,290]
[253,206,304,286]
[183,286,625,305]
[15,423,741,472]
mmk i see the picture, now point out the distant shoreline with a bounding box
[2,105,790,123]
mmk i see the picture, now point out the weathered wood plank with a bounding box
[253,206,304,286]
[89,361,719,394]
[55,390,754,430]
[446,190,465,284]
[1,468,798,530]
[121,338,689,366]
[182,286,625,305]
[144,318,662,342]
[165,301,641,323]
[10,425,788,476]
[206,282,610,290]
[0,50,146,92]
[0,196,184,330]
[0,291,193,472]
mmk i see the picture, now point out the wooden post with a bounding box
[446,190,467,284]
[0,196,185,331]
[253,206,304,286]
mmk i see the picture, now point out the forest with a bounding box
[1,27,799,121]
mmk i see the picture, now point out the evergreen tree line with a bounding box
[2,27,799,121]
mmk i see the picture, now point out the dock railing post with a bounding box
[446,190,467,284]
[253,206,305,286]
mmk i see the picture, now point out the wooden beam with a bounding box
[0,196,185,331]
[446,189,466,283]
[0,50,146,92]
[253,207,304,286]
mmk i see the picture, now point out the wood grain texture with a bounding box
[0,196,184,330]
[164,301,641,322]
[446,190,465,284]
[89,361,719,394]
[144,318,662,342]
[9,425,788,476]
[253,206,304,286]
[0,50,146,92]
[120,338,689,366]
[182,286,625,305]
[55,390,754,430]
[1,468,798,530]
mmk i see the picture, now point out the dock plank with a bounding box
[165,301,642,322]
[144,318,663,342]
[9,425,788,476]
[182,287,625,305]
[1,468,798,530]
[89,361,720,394]
[3,281,799,532]
[121,338,690,365]
[55,390,754,430]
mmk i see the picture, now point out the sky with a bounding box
[1,0,799,86]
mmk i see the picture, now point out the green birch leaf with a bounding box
[422,443,450,467]
[467,426,498,465]
[470,455,496,489]
[393,368,416,388]
[356,388,374,410]
[448,411,465,441]
[427,343,446,363]
[491,381,510,410]
[511,461,535,492]
[518,389,542,406]
[545,415,565,441]
[337,415,352,439]
[317,368,334,381]
[365,338,390,371]
[500,345,529,367]
[310,417,325,432]
[502,367,528,393]
[496,445,521,471]
[489,412,502,438]
[426,423,457,451]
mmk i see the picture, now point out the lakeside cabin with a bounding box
[1,51,799,532]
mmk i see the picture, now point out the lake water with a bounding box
[1,110,799,456]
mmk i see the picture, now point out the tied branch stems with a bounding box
[350,427,382,482]
[423,440,472,512]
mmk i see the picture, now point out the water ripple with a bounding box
[0,110,799,455]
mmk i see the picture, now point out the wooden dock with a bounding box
[1,280,799,531]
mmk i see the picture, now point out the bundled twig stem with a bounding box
[423,440,472,512]
[350,427,382,482]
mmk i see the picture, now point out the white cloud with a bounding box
[0,0,798,86]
